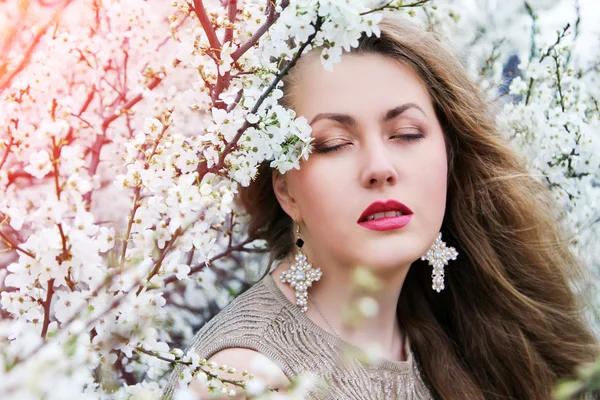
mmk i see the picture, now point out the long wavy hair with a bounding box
[238,15,599,399]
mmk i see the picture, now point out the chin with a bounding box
[353,237,425,266]
[354,253,419,272]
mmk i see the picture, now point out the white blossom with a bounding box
[0,0,599,398]
[24,150,52,179]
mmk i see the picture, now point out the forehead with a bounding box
[290,52,434,122]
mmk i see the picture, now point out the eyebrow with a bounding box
[309,103,427,126]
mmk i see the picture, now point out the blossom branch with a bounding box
[163,237,258,285]
[137,228,182,295]
[101,60,180,130]
[526,23,571,106]
[12,268,143,367]
[117,114,171,274]
[224,0,238,44]
[211,0,285,108]
[0,213,30,260]
[552,54,566,112]
[539,23,570,63]
[0,229,36,259]
[83,43,179,208]
[135,347,260,391]
[83,126,110,209]
[40,279,55,339]
[360,0,430,16]
[0,132,14,171]
[211,16,325,174]
[230,0,284,62]
[119,188,141,270]
[38,136,75,337]
[0,0,74,92]
[524,1,537,61]
[192,0,222,55]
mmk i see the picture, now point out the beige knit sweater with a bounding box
[161,273,434,399]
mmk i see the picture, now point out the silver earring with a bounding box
[420,232,458,293]
[280,225,322,313]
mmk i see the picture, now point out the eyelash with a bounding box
[315,132,425,154]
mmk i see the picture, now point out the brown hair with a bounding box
[238,15,598,399]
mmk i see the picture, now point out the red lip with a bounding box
[358,200,413,222]
[357,200,414,232]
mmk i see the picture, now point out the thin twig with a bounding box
[137,228,182,295]
[360,0,430,16]
[118,188,141,270]
[525,77,534,106]
[101,60,180,130]
[135,347,257,390]
[163,237,257,285]
[211,0,283,107]
[12,268,142,368]
[0,134,14,170]
[211,16,325,174]
[230,0,284,62]
[552,54,566,112]
[0,230,36,259]
[524,1,537,61]
[539,23,570,63]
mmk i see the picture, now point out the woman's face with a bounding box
[274,52,448,272]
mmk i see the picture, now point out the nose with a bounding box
[360,141,399,188]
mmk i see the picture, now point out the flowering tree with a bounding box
[0,0,598,399]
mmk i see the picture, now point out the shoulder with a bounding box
[189,347,291,399]
[161,277,292,400]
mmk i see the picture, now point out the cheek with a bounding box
[426,156,447,195]
[430,167,448,215]
[416,141,448,222]
[289,161,350,218]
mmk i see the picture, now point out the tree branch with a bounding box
[135,347,262,390]
[539,23,570,63]
[41,279,55,339]
[211,0,283,107]
[0,229,36,259]
[163,237,257,285]
[0,135,15,171]
[0,0,75,93]
[136,228,182,295]
[230,0,284,62]
[192,0,222,54]
[224,0,238,44]
[101,60,180,131]
[119,188,141,270]
[360,0,430,16]
[211,16,324,174]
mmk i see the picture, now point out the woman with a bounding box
[162,15,598,399]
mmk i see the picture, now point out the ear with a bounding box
[272,169,302,223]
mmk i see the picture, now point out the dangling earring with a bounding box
[420,232,458,293]
[280,224,322,313]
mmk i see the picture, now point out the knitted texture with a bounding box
[161,274,433,400]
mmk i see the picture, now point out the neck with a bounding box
[271,253,411,363]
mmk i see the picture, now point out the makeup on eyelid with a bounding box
[314,132,425,154]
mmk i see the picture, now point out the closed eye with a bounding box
[314,131,424,154]
[314,142,351,154]
[390,133,425,142]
